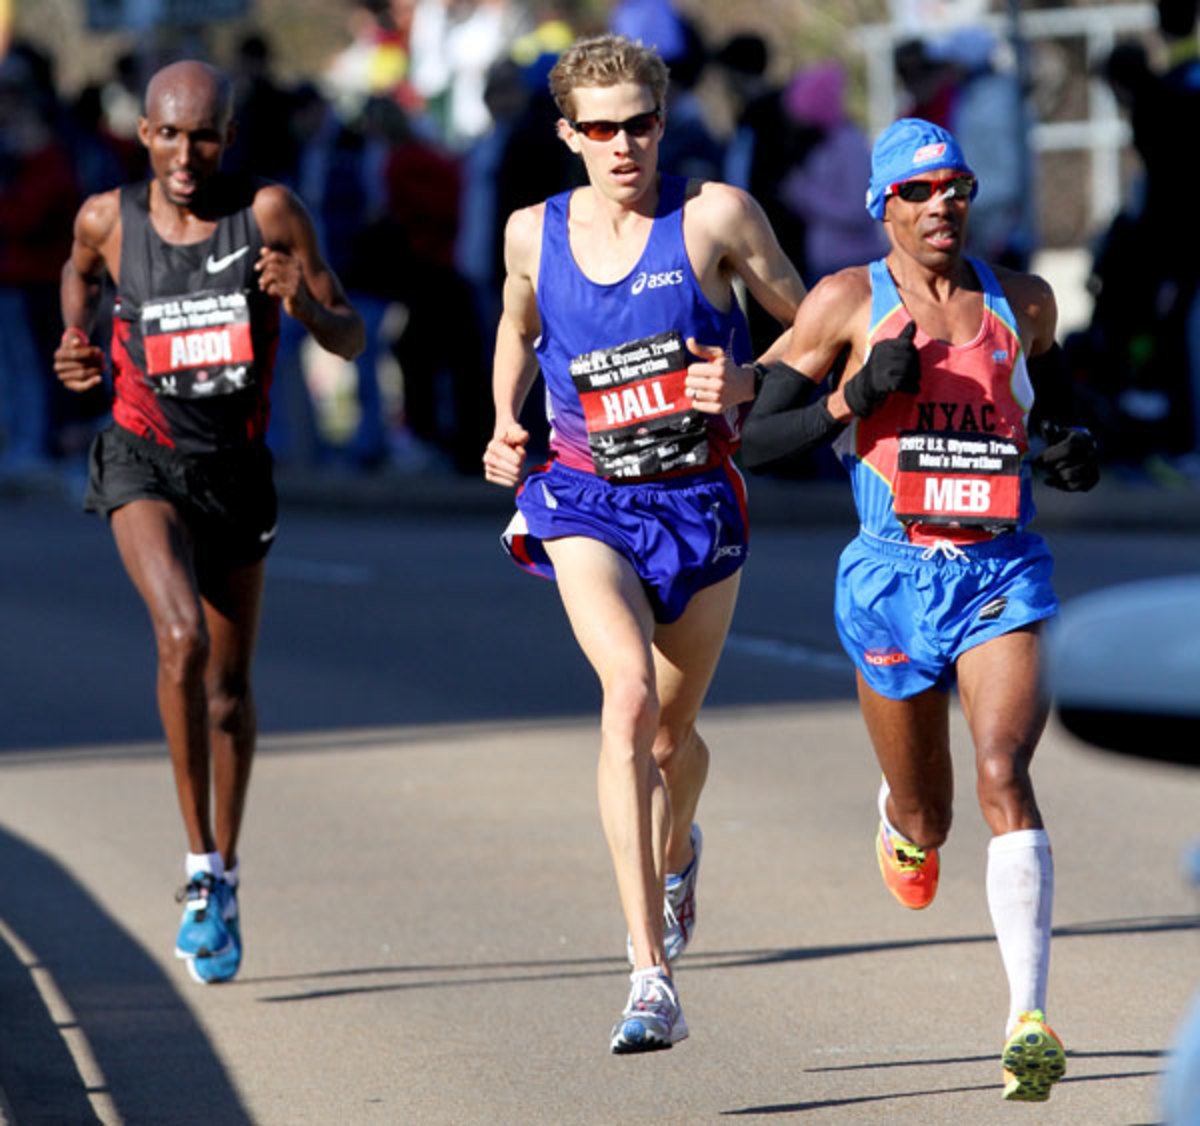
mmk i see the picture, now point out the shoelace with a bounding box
[920,538,968,562]
[884,825,930,870]
[628,970,677,1015]
[174,872,217,905]
[893,840,930,869]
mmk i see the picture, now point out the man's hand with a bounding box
[685,337,754,413]
[255,246,312,320]
[1035,420,1100,492]
[53,326,106,393]
[483,422,530,488]
[843,320,921,418]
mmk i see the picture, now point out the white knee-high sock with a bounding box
[987,829,1053,1035]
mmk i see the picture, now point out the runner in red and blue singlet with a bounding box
[740,117,1098,1103]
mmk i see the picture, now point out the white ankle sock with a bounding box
[987,828,1053,1035]
[186,851,224,880]
[877,778,913,843]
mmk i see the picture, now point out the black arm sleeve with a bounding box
[741,361,848,471]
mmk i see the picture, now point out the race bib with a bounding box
[894,430,1022,530]
[570,330,708,480]
[141,289,256,398]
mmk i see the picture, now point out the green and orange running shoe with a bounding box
[875,820,939,909]
[1002,1010,1067,1101]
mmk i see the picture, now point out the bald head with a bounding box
[144,60,233,129]
[139,60,236,207]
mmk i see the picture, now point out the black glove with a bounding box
[1035,420,1100,492]
[843,321,921,418]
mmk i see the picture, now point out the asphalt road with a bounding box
[1,488,1198,1124]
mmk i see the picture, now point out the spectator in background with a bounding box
[376,93,492,473]
[654,16,724,184]
[929,26,1034,270]
[100,52,145,145]
[325,0,421,122]
[893,36,958,128]
[409,0,517,149]
[715,33,820,339]
[224,33,300,182]
[1082,0,1200,474]
[778,61,886,281]
[457,57,530,329]
[479,49,584,462]
[67,83,146,195]
[302,93,396,470]
[0,45,79,483]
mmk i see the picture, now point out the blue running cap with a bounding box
[866,117,977,220]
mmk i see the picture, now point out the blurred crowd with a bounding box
[1,0,1198,488]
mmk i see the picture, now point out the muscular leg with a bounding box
[651,571,740,872]
[544,536,669,972]
[857,672,954,849]
[957,625,1048,835]
[111,499,214,855]
[200,559,266,871]
[958,626,1054,1034]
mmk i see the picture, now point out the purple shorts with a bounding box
[502,459,749,624]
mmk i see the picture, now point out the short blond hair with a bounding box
[548,34,669,120]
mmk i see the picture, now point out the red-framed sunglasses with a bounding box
[569,108,661,142]
[887,173,976,203]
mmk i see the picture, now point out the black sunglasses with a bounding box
[570,109,661,143]
[888,174,976,203]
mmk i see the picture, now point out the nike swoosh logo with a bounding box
[204,246,250,274]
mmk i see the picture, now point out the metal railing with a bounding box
[854,3,1157,235]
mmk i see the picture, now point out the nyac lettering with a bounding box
[915,402,997,432]
[602,380,673,426]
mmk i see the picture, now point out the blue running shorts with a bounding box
[502,459,749,624]
[834,529,1058,699]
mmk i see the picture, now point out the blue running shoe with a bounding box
[627,823,703,965]
[174,872,233,961]
[610,968,689,1054]
[189,879,242,985]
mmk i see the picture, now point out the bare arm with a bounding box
[482,206,543,487]
[252,184,365,360]
[54,191,118,393]
[683,183,809,412]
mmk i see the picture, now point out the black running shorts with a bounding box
[84,425,278,570]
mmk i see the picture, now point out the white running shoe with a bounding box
[610,967,689,1054]
[626,823,703,965]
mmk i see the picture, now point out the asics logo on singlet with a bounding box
[631,269,684,295]
[204,246,250,274]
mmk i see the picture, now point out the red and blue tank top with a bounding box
[834,256,1037,546]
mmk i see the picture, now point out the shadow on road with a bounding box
[0,826,251,1124]
[241,913,1198,1005]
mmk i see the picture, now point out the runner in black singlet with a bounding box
[52,60,364,984]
